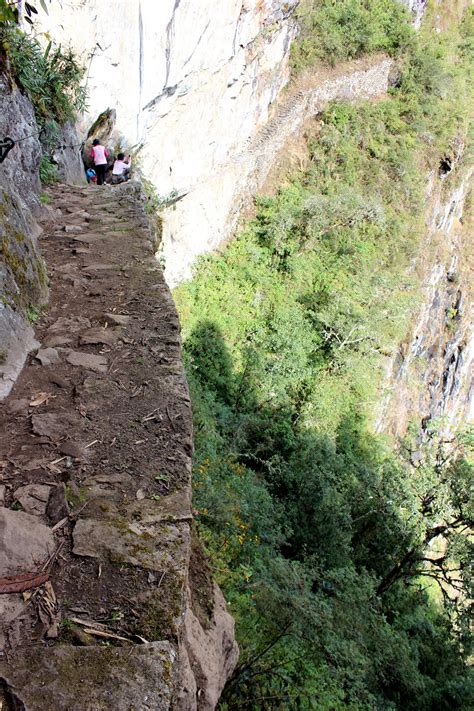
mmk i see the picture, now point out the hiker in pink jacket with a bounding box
[90,138,108,185]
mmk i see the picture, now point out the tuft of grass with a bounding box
[39,191,52,204]
[26,304,41,323]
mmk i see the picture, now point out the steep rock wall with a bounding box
[0,68,45,398]
[34,1,431,287]
[402,0,427,29]
[36,0,298,284]
[375,163,473,438]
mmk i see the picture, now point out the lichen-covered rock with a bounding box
[53,121,86,185]
[0,71,42,209]
[0,642,177,710]
[177,584,239,711]
[0,180,47,308]
[0,303,39,398]
[0,72,47,399]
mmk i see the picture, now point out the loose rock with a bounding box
[58,441,85,459]
[35,348,60,366]
[82,263,116,273]
[7,398,29,415]
[63,225,83,233]
[46,483,70,524]
[0,508,55,577]
[43,335,74,348]
[79,328,119,346]
[48,373,70,388]
[66,351,107,373]
[104,312,130,326]
[13,484,51,516]
[31,412,78,440]
[47,316,91,334]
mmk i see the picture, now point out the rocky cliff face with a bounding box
[375,161,473,438]
[0,68,45,398]
[36,0,299,285]
[35,2,432,287]
[402,0,427,29]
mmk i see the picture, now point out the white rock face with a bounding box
[36,0,298,283]
[374,167,473,438]
[401,0,427,30]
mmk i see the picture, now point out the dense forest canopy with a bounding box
[175,2,473,709]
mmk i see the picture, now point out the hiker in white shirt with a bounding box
[112,153,131,184]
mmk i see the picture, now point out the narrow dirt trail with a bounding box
[0,183,192,709]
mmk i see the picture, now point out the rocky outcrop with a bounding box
[35,4,412,286]
[375,162,473,438]
[35,2,397,285]
[0,69,45,398]
[177,539,239,710]
[0,59,87,398]
[0,70,42,208]
[401,0,427,29]
[53,121,86,186]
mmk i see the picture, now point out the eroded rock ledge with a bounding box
[0,182,237,709]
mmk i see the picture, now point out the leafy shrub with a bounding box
[0,27,86,129]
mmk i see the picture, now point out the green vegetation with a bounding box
[291,0,414,70]
[0,29,86,125]
[0,1,49,26]
[26,304,42,323]
[39,191,52,204]
[39,155,58,184]
[175,7,473,710]
[0,21,86,183]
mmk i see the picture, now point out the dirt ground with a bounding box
[0,183,193,672]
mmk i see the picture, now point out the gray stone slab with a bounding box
[103,312,131,326]
[79,327,119,346]
[73,515,190,573]
[31,412,78,440]
[35,347,60,366]
[0,642,176,710]
[13,484,51,516]
[0,508,55,576]
[66,351,107,373]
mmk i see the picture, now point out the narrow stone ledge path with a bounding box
[0,183,193,709]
